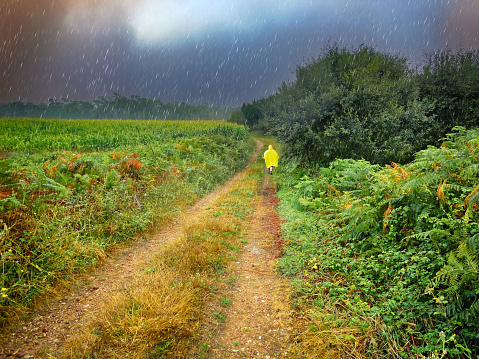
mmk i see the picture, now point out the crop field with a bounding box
[0,118,253,324]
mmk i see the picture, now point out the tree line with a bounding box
[234,45,479,165]
[0,92,233,121]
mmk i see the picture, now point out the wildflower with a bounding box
[1,288,6,291]
[1,294,7,298]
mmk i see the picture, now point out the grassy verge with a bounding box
[275,128,479,358]
[0,120,253,325]
[275,164,381,359]
[59,153,265,358]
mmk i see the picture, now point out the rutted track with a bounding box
[1,141,267,357]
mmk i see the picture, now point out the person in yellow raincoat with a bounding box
[263,145,279,175]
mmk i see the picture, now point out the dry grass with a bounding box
[62,265,198,358]
[286,303,383,359]
[60,162,263,358]
[284,273,387,359]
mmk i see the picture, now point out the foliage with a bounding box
[241,100,264,127]
[244,46,479,167]
[228,110,246,125]
[276,128,479,358]
[0,119,253,324]
[243,45,438,165]
[0,93,233,121]
[417,49,479,141]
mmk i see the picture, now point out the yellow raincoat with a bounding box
[263,145,279,168]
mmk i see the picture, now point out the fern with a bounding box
[401,172,442,192]
[446,183,471,194]
[466,297,479,321]
[465,233,479,251]
[432,243,478,291]
[32,169,71,197]
[403,229,448,242]
[465,185,479,210]
[428,240,479,326]
[446,292,479,324]
[461,163,479,181]
[0,195,22,213]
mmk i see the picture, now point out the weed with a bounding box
[213,312,226,323]
[221,240,240,253]
[225,276,237,286]
[219,297,232,306]
[144,266,156,273]
[198,342,210,358]
[149,340,172,357]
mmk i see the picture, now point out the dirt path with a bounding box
[208,174,292,358]
[0,140,291,358]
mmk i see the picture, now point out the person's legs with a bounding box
[269,166,273,175]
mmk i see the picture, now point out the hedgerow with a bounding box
[277,127,479,358]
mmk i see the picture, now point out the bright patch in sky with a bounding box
[131,1,234,43]
[129,0,331,43]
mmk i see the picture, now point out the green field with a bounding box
[0,118,253,323]
[0,118,245,152]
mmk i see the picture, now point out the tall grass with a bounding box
[0,119,253,325]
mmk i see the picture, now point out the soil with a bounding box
[0,140,291,358]
[208,174,292,358]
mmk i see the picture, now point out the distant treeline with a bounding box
[234,46,479,165]
[0,92,233,121]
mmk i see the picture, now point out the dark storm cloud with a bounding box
[0,0,132,102]
[0,0,67,98]
[444,0,479,48]
[1,0,478,107]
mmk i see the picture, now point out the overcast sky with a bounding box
[1,0,478,107]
